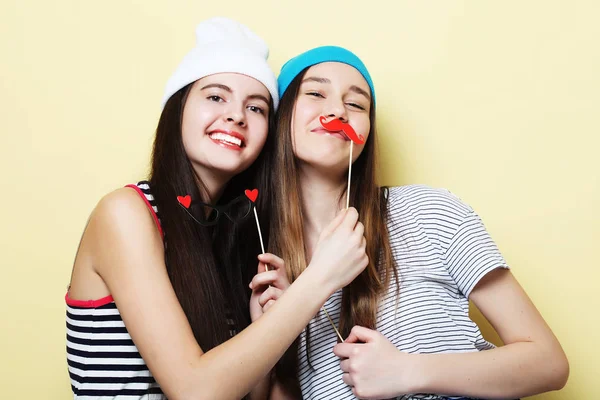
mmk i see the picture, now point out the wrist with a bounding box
[296,264,336,303]
[406,353,432,394]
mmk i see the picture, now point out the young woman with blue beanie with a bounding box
[65,21,368,399]
[260,45,569,399]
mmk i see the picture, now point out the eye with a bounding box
[306,91,325,98]
[347,102,366,111]
[207,95,224,102]
[247,105,265,115]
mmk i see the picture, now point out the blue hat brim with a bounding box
[277,46,375,105]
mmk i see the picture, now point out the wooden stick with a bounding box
[322,306,344,342]
[253,207,268,271]
[253,207,266,254]
[346,141,353,209]
[329,143,354,340]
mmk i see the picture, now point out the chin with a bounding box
[213,161,249,176]
[299,155,347,175]
[193,156,251,179]
[300,145,347,164]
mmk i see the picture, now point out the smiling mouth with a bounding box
[311,128,351,141]
[208,131,245,148]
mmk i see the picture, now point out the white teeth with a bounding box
[209,132,242,147]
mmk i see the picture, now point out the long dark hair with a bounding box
[149,83,275,352]
[269,68,398,393]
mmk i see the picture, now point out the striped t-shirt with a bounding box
[66,181,237,399]
[298,185,509,400]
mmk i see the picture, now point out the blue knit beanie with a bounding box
[277,46,375,105]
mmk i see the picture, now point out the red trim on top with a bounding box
[65,292,114,308]
[125,184,164,239]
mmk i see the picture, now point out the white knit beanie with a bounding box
[161,17,279,110]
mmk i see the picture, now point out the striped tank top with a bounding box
[66,181,237,399]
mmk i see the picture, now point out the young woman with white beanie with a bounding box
[65,18,368,399]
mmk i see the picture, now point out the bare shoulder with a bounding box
[86,187,164,273]
[70,186,163,299]
[91,186,153,226]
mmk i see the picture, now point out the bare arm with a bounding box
[248,254,306,400]
[336,268,568,399]
[410,268,569,398]
[82,188,367,400]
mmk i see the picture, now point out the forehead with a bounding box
[196,73,270,97]
[304,62,370,91]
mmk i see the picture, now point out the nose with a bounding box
[224,103,246,127]
[226,116,245,127]
[325,97,348,122]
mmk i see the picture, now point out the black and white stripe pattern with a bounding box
[298,185,509,400]
[67,301,165,399]
[137,182,159,215]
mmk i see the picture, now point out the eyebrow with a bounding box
[201,83,270,105]
[248,93,270,105]
[349,85,371,101]
[302,76,330,84]
[301,76,371,100]
[201,83,231,92]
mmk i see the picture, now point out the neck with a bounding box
[193,166,232,204]
[298,162,346,240]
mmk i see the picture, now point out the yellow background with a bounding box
[1,0,598,398]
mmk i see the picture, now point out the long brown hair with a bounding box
[269,68,397,390]
[149,84,275,353]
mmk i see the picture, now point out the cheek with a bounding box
[294,98,321,128]
[355,117,371,141]
[181,106,211,138]
[249,116,269,144]
[180,109,213,159]
[180,128,197,159]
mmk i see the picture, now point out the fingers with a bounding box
[342,372,354,387]
[320,208,348,239]
[352,221,366,249]
[250,253,289,290]
[256,260,268,275]
[263,299,276,312]
[345,326,377,343]
[258,286,282,308]
[344,330,360,344]
[340,358,351,372]
[249,270,290,291]
[340,207,359,232]
[339,354,355,392]
[320,207,359,243]
[257,253,285,270]
[354,220,365,239]
[249,270,279,289]
[340,359,355,390]
[333,342,356,359]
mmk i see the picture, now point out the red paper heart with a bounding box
[244,188,258,203]
[177,195,191,209]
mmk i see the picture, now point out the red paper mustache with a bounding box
[319,116,365,145]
